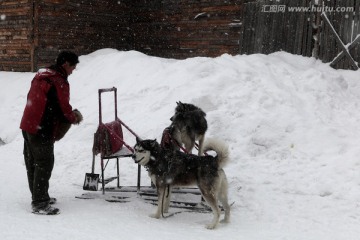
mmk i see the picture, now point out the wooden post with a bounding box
[312,0,322,58]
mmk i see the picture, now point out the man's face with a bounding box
[62,61,77,76]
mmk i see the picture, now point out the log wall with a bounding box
[1,0,244,72]
[0,0,130,72]
[0,0,32,72]
[34,0,131,70]
[127,0,243,59]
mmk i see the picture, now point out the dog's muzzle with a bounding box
[132,155,144,164]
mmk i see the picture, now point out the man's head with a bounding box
[56,51,79,76]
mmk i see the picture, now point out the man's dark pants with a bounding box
[22,131,54,208]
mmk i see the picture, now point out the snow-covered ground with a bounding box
[1,49,360,240]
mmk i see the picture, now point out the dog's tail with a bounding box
[202,138,229,168]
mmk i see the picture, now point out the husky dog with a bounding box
[132,137,230,229]
[170,101,207,156]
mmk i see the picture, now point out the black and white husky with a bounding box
[170,101,207,156]
[132,137,231,229]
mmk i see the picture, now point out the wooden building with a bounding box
[0,0,243,72]
[0,0,130,72]
[0,0,358,72]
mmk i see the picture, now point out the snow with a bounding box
[1,49,360,239]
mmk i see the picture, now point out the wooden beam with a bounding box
[321,12,359,70]
[331,35,360,66]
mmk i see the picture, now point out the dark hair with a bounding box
[56,51,79,66]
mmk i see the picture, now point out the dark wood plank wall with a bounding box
[240,0,359,70]
[34,0,131,69]
[239,0,315,56]
[0,0,359,71]
[128,0,243,59]
[0,0,32,71]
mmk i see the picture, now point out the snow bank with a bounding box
[1,49,360,240]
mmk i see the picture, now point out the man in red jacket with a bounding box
[20,51,83,215]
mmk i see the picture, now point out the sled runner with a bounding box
[77,186,234,215]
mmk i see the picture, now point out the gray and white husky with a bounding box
[170,101,208,156]
[132,137,231,229]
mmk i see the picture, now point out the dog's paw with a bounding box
[220,219,230,224]
[205,223,217,230]
[149,213,161,219]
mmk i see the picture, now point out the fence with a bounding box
[239,0,360,70]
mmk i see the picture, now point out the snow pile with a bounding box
[0,49,360,240]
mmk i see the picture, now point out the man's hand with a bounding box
[73,109,83,124]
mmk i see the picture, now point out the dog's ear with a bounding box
[136,137,141,144]
[170,116,174,121]
[178,102,186,111]
[150,139,157,147]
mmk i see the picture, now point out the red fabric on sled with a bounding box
[93,120,124,156]
[104,120,124,153]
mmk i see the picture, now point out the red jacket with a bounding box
[20,65,77,139]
